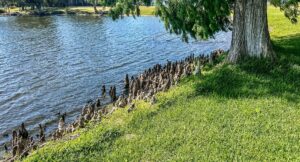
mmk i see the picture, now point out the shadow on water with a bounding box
[13,16,55,29]
[191,34,300,103]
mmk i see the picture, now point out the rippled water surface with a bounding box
[0,16,231,149]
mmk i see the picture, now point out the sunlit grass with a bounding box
[139,6,155,15]
[22,5,300,162]
[67,6,155,15]
[0,6,155,15]
[268,6,300,38]
[23,66,300,161]
[268,6,300,64]
[67,6,110,14]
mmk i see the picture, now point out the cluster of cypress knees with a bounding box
[4,49,224,161]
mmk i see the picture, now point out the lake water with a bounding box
[0,15,231,151]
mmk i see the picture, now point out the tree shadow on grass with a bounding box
[193,33,300,103]
[272,33,300,65]
[56,128,123,160]
[193,63,300,103]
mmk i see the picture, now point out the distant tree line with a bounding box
[0,0,116,10]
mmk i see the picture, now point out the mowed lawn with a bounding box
[66,6,155,15]
[23,6,300,162]
[0,6,155,15]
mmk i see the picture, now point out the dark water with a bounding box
[0,15,231,153]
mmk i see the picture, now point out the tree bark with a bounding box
[228,0,276,63]
[93,0,98,13]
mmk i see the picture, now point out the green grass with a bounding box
[139,6,155,15]
[23,6,300,162]
[268,6,300,65]
[66,6,109,14]
[0,6,155,16]
[66,6,155,15]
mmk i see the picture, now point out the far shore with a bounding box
[0,6,155,17]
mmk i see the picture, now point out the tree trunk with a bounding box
[228,0,276,63]
[93,0,98,13]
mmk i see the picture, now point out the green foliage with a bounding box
[155,0,300,41]
[108,0,300,42]
[22,7,300,161]
[0,0,102,10]
[101,0,116,6]
[270,0,300,23]
[155,0,232,41]
[109,0,152,20]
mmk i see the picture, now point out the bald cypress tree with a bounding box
[110,0,299,63]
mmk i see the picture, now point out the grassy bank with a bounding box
[0,6,155,16]
[23,6,300,161]
[65,6,155,15]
